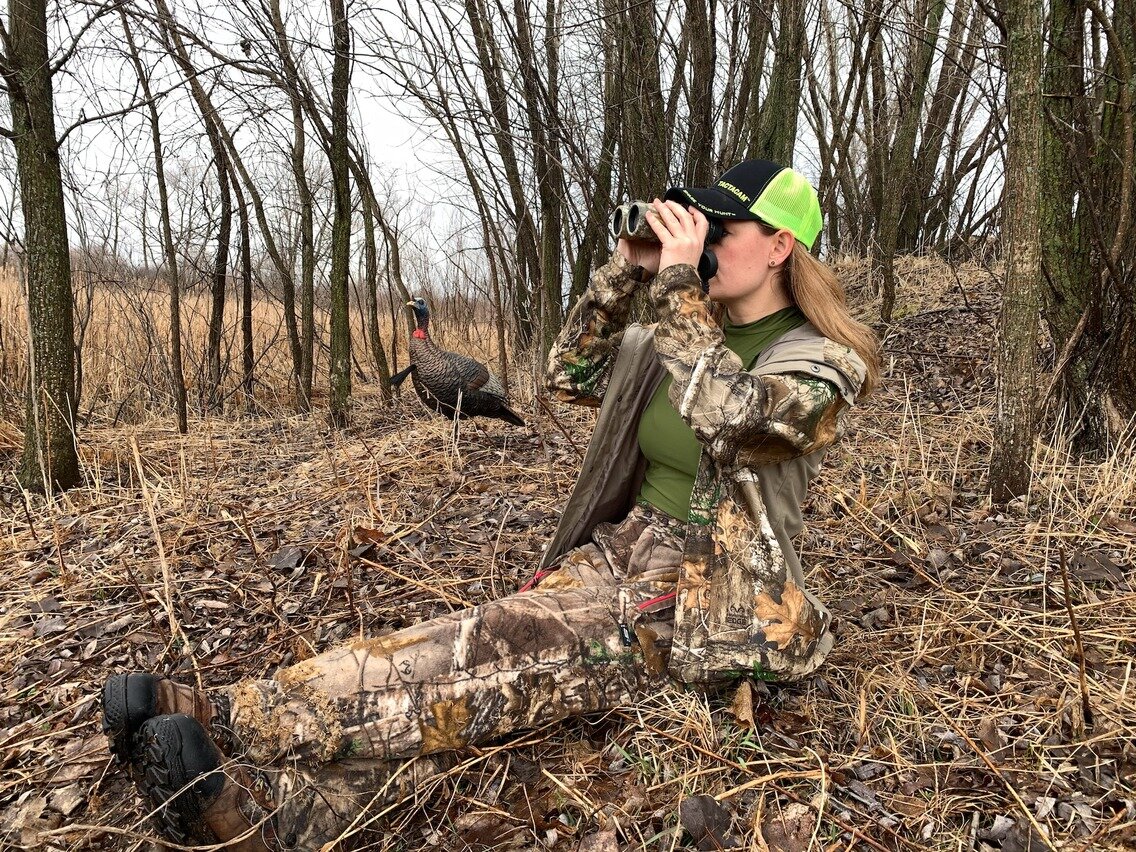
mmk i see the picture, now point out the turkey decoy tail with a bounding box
[390,364,416,388]
[497,405,525,428]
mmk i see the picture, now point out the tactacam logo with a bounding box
[717,181,750,203]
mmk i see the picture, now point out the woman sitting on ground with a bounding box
[101,159,880,850]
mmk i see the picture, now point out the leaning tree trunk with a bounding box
[991,0,1043,501]
[327,0,352,428]
[5,0,81,492]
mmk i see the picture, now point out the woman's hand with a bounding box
[647,199,709,275]
[616,236,661,275]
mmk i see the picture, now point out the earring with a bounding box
[768,260,777,267]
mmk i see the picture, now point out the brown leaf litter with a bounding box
[0,256,1133,850]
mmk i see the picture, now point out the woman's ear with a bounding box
[772,231,795,266]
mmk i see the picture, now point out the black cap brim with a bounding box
[663,186,759,221]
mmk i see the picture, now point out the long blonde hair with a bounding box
[775,234,881,399]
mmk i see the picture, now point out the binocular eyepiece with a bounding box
[610,200,725,287]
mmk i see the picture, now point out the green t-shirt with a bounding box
[637,306,806,521]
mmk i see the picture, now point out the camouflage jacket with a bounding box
[544,251,867,683]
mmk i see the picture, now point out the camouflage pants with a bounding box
[224,504,685,849]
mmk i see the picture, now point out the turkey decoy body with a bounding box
[392,297,525,429]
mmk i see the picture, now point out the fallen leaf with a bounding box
[977,717,1007,757]
[754,582,818,649]
[576,828,618,852]
[760,802,816,852]
[730,681,756,729]
[679,795,740,850]
[270,546,306,572]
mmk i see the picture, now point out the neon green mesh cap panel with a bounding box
[748,169,823,249]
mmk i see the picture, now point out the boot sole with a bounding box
[102,673,159,768]
[137,714,224,846]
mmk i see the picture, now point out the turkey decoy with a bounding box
[392,297,525,430]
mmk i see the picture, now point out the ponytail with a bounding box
[782,243,881,399]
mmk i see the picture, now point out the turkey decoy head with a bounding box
[406,297,430,337]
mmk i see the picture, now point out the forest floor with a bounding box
[0,257,1133,851]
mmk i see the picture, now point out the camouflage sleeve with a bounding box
[648,264,851,468]
[545,251,650,407]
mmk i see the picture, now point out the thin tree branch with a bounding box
[51,0,129,75]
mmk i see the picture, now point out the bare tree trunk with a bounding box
[874,0,946,322]
[462,0,540,348]
[120,10,187,433]
[900,0,977,250]
[293,99,316,409]
[348,146,392,399]
[327,0,351,428]
[1039,0,1136,451]
[617,0,668,196]
[991,0,1042,500]
[569,28,618,304]
[722,0,771,166]
[684,0,716,184]
[755,0,805,165]
[154,0,307,413]
[268,0,316,410]
[512,0,564,356]
[3,0,80,492]
[205,152,232,414]
[228,163,255,408]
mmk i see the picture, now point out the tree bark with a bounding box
[228,162,255,409]
[327,0,352,429]
[683,0,716,184]
[204,150,232,414]
[462,0,540,348]
[511,0,564,356]
[347,145,392,399]
[4,0,81,491]
[269,0,316,410]
[754,0,805,165]
[991,0,1043,500]
[616,0,668,196]
[1039,0,1136,451]
[873,0,946,322]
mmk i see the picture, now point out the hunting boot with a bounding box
[102,673,234,772]
[137,713,276,851]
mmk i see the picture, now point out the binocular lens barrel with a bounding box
[610,200,725,246]
[610,201,658,243]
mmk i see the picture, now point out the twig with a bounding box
[535,394,585,460]
[1058,547,1094,728]
[13,471,38,539]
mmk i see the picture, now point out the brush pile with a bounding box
[0,256,1132,850]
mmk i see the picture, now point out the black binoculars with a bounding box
[610,200,725,288]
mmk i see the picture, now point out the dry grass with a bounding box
[0,267,510,428]
[0,255,1132,850]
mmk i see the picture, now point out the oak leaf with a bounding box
[754,581,817,650]
[715,500,750,548]
[419,697,472,754]
[677,558,712,611]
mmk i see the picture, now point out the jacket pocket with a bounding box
[668,478,834,684]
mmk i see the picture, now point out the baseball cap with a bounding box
[664,159,823,249]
